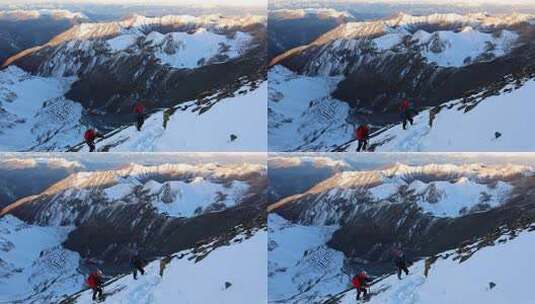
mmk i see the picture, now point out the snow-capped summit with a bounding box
[0,9,88,21]
[1,161,265,219]
[270,162,531,222]
[272,12,528,74]
[270,8,353,20]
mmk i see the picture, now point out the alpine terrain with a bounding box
[269,12,535,152]
[268,155,535,303]
[0,157,267,303]
[0,13,267,152]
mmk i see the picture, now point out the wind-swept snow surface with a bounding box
[268,66,352,152]
[79,81,267,152]
[268,214,346,304]
[0,215,83,304]
[105,29,253,69]
[69,230,267,304]
[0,66,85,151]
[336,228,535,304]
[366,79,535,152]
[414,27,518,68]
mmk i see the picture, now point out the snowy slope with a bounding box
[0,66,86,151]
[365,79,535,152]
[67,229,267,304]
[78,81,267,152]
[0,215,83,304]
[142,29,252,69]
[268,214,347,304]
[336,227,535,304]
[413,27,517,67]
[268,66,352,152]
[107,176,250,218]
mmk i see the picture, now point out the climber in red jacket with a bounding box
[86,270,104,301]
[133,101,145,131]
[400,99,414,130]
[84,128,103,152]
[352,271,373,301]
[355,124,370,152]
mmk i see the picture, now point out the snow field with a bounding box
[73,230,267,304]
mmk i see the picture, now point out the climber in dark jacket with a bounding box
[133,102,145,131]
[393,247,409,279]
[400,99,414,130]
[131,254,146,280]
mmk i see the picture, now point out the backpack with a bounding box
[86,273,97,288]
[84,130,95,141]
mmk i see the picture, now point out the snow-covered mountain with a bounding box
[2,162,265,222]
[270,163,530,220]
[269,161,535,304]
[62,227,267,304]
[268,66,352,152]
[1,161,266,267]
[0,14,266,151]
[0,9,88,65]
[351,67,535,152]
[268,8,355,60]
[0,9,87,21]
[269,214,347,304]
[0,160,267,303]
[268,12,535,151]
[4,14,264,74]
[0,215,84,304]
[73,80,267,152]
[0,66,85,151]
[269,162,535,263]
[0,156,84,207]
[272,12,531,75]
[328,220,535,304]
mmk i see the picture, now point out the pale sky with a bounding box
[1,0,267,7]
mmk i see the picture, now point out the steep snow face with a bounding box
[0,66,85,151]
[0,215,83,304]
[129,177,250,217]
[407,178,512,217]
[69,229,267,304]
[414,27,518,67]
[336,228,535,304]
[271,163,528,224]
[143,29,253,69]
[268,66,352,152]
[105,28,253,69]
[78,81,267,152]
[268,214,347,304]
[368,79,535,152]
